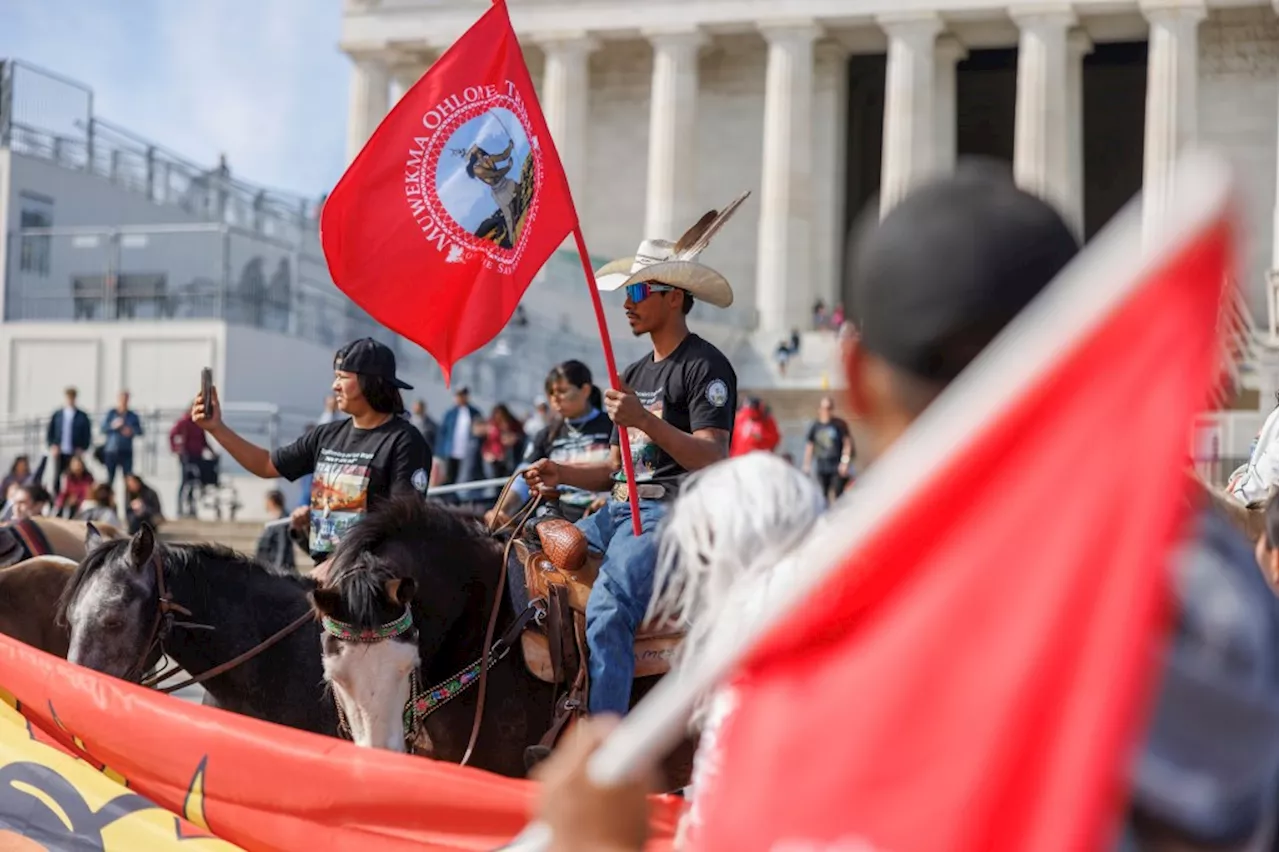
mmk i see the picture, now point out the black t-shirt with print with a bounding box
[524,409,614,521]
[611,333,737,491]
[271,416,432,560]
[807,418,851,474]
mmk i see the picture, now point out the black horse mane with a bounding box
[324,495,496,628]
[56,536,304,626]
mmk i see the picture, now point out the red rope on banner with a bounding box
[572,225,643,536]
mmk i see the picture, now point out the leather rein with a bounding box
[134,552,313,695]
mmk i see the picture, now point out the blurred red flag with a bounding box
[688,177,1233,851]
[321,0,575,383]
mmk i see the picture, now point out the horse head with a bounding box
[310,554,420,751]
[308,495,497,753]
[58,523,164,679]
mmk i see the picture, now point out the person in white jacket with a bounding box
[1228,403,1279,505]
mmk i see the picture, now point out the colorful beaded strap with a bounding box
[321,606,414,643]
[401,600,544,730]
[403,656,493,731]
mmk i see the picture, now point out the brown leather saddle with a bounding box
[0,519,53,568]
[516,518,684,688]
[506,514,686,770]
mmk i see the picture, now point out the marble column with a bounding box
[345,54,390,164]
[813,40,851,313]
[643,30,706,240]
[538,34,598,197]
[934,35,967,176]
[1141,2,1205,244]
[390,63,423,104]
[878,14,943,216]
[1066,29,1093,238]
[1012,9,1075,223]
[756,22,822,334]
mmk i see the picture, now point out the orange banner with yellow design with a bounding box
[0,686,241,850]
[0,635,682,851]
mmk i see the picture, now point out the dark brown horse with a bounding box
[0,556,79,657]
[309,496,691,783]
[58,525,339,736]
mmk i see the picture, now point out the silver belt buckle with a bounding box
[614,482,665,502]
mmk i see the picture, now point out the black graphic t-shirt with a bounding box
[524,408,614,521]
[807,418,852,474]
[612,333,737,491]
[271,417,432,559]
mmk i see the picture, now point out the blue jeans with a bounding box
[104,451,132,486]
[576,498,668,715]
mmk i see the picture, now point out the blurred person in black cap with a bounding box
[532,160,1087,846]
[192,337,431,568]
[841,158,1080,462]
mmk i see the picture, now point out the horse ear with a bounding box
[384,577,416,607]
[84,522,104,552]
[309,588,341,618]
[128,523,155,568]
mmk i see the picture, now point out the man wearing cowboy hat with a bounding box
[193,337,433,565]
[524,197,745,717]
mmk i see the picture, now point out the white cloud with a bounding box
[2,0,349,196]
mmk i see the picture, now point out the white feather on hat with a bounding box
[595,191,750,309]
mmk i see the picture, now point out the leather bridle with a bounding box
[133,551,312,695]
[456,473,545,765]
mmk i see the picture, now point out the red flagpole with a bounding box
[572,225,643,536]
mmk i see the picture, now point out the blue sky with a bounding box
[1,0,350,198]
[434,108,531,232]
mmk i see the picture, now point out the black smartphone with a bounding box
[200,368,213,409]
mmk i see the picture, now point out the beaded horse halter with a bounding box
[320,474,547,761]
[319,601,541,752]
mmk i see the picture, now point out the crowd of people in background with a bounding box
[0,379,859,540]
[0,384,224,534]
[384,384,856,511]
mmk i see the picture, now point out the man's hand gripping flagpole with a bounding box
[573,225,643,536]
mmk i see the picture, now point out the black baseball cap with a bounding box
[1130,505,1279,845]
[847,159,1081,384]
[334,338,412,390]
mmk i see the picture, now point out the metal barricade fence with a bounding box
[0,403,313,482]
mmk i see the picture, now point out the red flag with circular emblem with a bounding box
[321,0,576,384]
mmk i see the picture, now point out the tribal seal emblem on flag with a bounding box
[322,0,577,383]
[406,84,543,274]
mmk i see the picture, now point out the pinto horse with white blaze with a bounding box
[308,496,552,774]
[308,496,694,782]
[57,524,339,736]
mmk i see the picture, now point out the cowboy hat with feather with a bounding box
[595,191,750,309]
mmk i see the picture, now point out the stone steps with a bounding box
[738,387,861,462]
